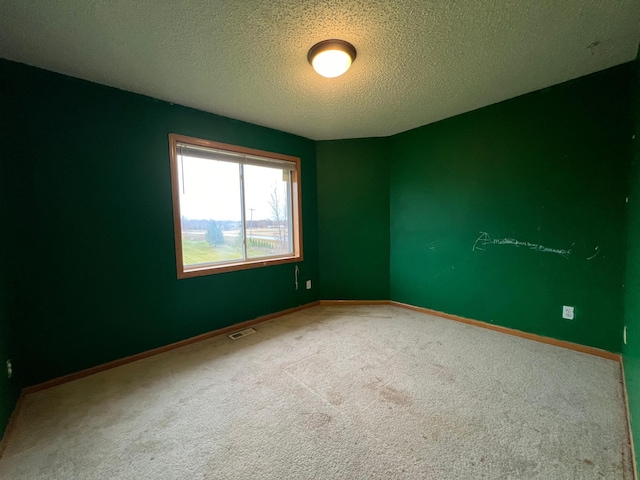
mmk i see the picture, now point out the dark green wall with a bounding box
[0,64,31,439]
[623,53,640,468]
[317,139,390,299]
[0,299,18,439]
[390,64,635,352]
[0,59,319,396]
[0,67,23,438]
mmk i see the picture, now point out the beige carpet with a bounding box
[0,305,633,479]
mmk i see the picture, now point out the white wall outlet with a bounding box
[6,359,12,379]
[624,326,628,345]
[562,305,575,320]
[306,280,312,290]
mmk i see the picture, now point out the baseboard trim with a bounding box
[319,300,389,305]
[0,391,25,460]
[23,301,319,396]
[320,300,622,362]
[318,299,620,361]
[621,358,638,479]
[389,301,621,362]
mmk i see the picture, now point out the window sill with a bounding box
[178,254,303,279]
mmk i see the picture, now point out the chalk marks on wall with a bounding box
[472,232,572,259]
[586,246,600,261]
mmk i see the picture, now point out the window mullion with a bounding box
[239,163,247,260]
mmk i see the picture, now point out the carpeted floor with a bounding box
[0,305,633,479]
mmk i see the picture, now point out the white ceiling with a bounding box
[1,1,639,141]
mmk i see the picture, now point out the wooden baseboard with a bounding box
[23,301,319,395]
[0,391,25,460]
[389,301,621,362]
[621,358,638,480]
[320,300,622,362]
[317,299,620,361]
[319,300,390,306]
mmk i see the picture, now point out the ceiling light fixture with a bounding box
[307,39,357,78]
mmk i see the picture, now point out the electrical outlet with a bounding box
[6,359,12,379]
[562,305,574,320]
[306,280,312,290]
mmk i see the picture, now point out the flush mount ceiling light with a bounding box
[307,39,357,78]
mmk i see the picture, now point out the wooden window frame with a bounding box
[169,134,303,279]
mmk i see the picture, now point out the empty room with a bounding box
[1,1,640,478]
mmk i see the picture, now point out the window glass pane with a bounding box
[178,155,243,266]
[170,135,302,278]
[244,164,292,258]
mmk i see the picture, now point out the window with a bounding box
[169,134,302,278]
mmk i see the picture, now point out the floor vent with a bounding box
[228,328,257,340]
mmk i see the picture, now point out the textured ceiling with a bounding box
[0,1,639,141]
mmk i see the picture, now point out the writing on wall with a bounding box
[472,232,572,259]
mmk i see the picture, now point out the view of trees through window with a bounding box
[177,155,293,268]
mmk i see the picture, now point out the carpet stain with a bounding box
[428,413,483,442]
[327,391,344,406]
[294,335,303,341]
[304,412,332,428]
[158,409,177,429]
[379,386,412,406]
[583,459,594,465]
[363,378,412,406]
[433,363,456,383]
[364,377,384,391]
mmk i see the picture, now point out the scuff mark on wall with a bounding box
[587,246,600,260]
[472,232,572,259]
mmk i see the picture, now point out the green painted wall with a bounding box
[390,63,635,352]
[0,298,18,439]
[623,53,640,467]
[0,208,20,438]
[317,139,390,299]
[0,67,23,438]
[0,59,319,394]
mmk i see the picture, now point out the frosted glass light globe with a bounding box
[312,49,353,78]
[307,40,357,79]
